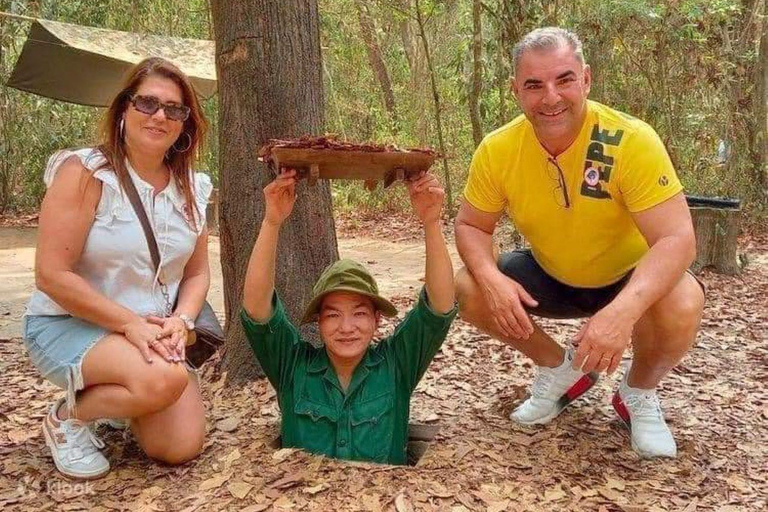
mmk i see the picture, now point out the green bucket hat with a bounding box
[300,259,397,324]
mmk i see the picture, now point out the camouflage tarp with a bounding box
[7,19,216,107]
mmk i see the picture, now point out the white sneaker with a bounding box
[510,348,599,425]
[42,399,111,479]
[612,376,677,458]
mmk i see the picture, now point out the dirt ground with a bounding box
[0,226,461,339]
[0,224,766,511]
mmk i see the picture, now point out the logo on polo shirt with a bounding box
[584,167,600,187]
[581,124,624,200]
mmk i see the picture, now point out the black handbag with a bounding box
[121,171,224,367]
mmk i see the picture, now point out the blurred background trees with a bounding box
[1,0,765,222]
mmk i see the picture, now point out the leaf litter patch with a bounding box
[0,232,766,511]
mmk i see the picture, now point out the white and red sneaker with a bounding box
[42,399,111,479]
[613,376,677,458]
[510,348,599,425]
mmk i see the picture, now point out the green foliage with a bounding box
[319,0,765,219]
[0,0,212,213]
[0,0,765,221]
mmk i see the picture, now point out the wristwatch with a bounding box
[177,313,195,331]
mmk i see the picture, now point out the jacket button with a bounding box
[339,439,347,447]
[371,417,377,424]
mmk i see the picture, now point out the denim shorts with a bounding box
[22,315,110,414]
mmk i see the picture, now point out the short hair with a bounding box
[512,27,585,74]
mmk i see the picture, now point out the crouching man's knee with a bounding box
[456,267,484,325]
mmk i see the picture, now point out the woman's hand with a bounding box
[146,315,188,363]
[122,318,166,363]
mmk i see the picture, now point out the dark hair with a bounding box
[98,57,208,228]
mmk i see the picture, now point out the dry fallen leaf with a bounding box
[487,500,511,512]
[140,486,164,500]
[607,476,627,491]
[682,497,699,512]
[227,481,253,499]
[199,473,231,492]
[240,505,270,512]
[7,430,37,444]
[302,484,327,495]
[272,448,297,461]
[215,417,240,432]
[361,494,382,512]
[726,475,752,493]
[221,448,242,470]
[273,496,295,509]
[599,487,623,502]
[271,471,306,489]
[543,485,566,502]
[394,493,414,512]
[427,484,453,499]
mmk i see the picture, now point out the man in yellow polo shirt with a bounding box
[455,27,705,458]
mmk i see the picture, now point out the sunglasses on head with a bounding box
[129,94,191,122]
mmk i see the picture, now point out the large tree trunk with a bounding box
[211,0,338,384]
[469,0,483,146]
[355,1,397,122]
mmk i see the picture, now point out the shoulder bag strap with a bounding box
[120,171,161,275]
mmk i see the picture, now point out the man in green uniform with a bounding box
[241,169,457,465]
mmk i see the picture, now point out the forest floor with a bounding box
[0,212,766,511]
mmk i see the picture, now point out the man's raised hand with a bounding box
[406,172,444,225]
[264,169,298,226]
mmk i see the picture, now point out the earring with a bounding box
[119,118,125,140]
[172,132,193,153]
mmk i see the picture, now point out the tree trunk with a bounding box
[393,0,429,139]
[355,1,397,122]
[758,1,767,199]
[211,0,338,384]
[395,0,420,78]
[690,206,742,275]
[495,30,508,126]
[414,0,453,211]
[469,0,483,146]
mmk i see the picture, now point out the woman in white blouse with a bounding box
[24,57,211,479]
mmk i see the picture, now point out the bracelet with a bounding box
[175,313,195,331]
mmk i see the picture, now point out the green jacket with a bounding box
[241,289,457,465]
